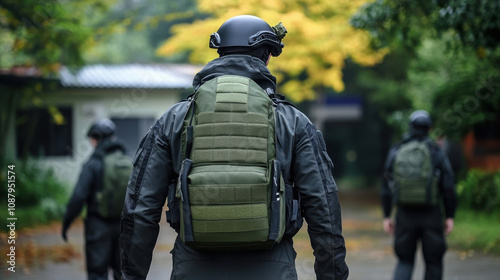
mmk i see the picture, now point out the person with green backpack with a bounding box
[381,110,458,280]
[120,15,349,280]
[62,119,131,280]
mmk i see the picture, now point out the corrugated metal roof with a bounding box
[59,64,200,89]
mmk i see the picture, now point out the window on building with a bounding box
[111,117,155,155]
[16,107,73,158]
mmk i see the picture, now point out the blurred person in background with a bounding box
[381,110,457,280]
[62,119,130,280]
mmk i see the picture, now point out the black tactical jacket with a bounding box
[63,138,127,227]
[120,55,349,280]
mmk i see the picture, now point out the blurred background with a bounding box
[1,0,499,279]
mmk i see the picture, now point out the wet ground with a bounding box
[2,191,500,280]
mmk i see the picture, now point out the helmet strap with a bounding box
[265,53,271,66]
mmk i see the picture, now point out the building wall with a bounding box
[13,87,182,186]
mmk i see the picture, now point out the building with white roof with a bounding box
[1,63,200,185]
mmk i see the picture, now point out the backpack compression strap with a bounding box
[179,100,196,242]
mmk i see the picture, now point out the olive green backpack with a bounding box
[393,139,439,205]
[96,150,132,219]
[176,75,286,251]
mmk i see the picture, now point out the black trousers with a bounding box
[170,237,298,280]
[84,216,121,280]
[393,206,447,280]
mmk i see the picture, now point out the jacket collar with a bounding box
[192,55,277,92]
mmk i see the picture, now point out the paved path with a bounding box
[2,194,500,280]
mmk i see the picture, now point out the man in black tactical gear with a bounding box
[62,119,127,280]
[120,15,349,280]
[381,110,458,280]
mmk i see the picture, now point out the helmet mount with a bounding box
[209,15,287,57]
[209,32,221,48]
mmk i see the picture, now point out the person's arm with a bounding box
[292,122,348,280]
[120,119,172,280]
[383,218,394,235]
[62,161,96,241]
[444,218,454,235]
[381,147,397,219]
[380,147,397,235]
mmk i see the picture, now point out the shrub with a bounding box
[457,169,500,213]
[0,159,69,229]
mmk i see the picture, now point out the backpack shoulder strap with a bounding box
[265,87,298,109]
[422,138,439,169]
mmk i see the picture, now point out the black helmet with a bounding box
[87,118,115,140]
[409,110,432,128]
[209,15,287,57]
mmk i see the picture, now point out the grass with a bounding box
[447,208,500,255]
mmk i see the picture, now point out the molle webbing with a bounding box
[178,75,283,250]
[394,140,438,205]
[192,76,271,166]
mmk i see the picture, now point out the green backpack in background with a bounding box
[393,139,439,206]
[176,75,286,251]
[96,150,132,219]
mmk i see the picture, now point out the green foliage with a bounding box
[0,0,113,166]
[350,0,432,51]
[0,159,69,230]
[438,0,500,52]
[352,24,500,140]
[413,40,500,139]
[431,72,500,139]
[0,0,205,66]
[351,0,500,54]
[0,0,114,70]
[83,0,205,64]
[355,51,413,138]
[457,169,500,213]
[85,30,158,64]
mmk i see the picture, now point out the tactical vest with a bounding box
[176,75,286,251]
[393,139,439,206]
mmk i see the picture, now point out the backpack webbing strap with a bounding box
[425,139,437,205]
[185,101,196,160]
[269,160,281,241]
[180,100,196,242]
[179,158,194,242]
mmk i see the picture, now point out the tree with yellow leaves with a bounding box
[157,0,387,102]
